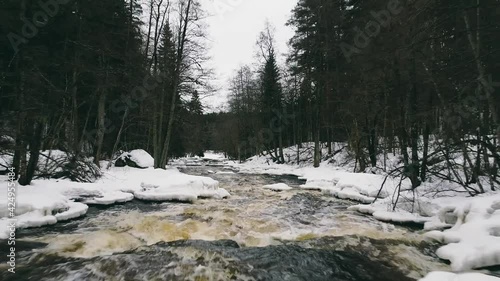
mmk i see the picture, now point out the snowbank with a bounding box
[263,183,293,191]
[132,168,228,202]
[0,166,229,238]
[0,185,89,238]
[81,191,134,205]
[424,193,500,271]
[348,189,500,273]
[232,145,500,277]
[419,271,500,281]
[231,155,403,204]
[297,168,410,204]
[171,157,204,167]
[203,151,227,161]
[349,204,432,225]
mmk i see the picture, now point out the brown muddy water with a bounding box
[0,166,449,281]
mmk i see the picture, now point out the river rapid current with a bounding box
[0,166,450,281]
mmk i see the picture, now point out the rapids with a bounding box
[1,166,450,280]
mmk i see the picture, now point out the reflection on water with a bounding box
[6,167,449,280]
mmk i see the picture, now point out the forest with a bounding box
[1,0,499,195]
[2,1,500,280]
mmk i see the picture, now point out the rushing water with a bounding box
[1,166,449,281]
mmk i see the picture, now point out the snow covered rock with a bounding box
[115,150,154,169]
[263,183,293,191]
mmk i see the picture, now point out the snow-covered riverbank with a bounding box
[2,147,499,280]
[229,148,500,280]
[0,165,229,239]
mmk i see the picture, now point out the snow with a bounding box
[54,202,89,221]
[0,154,11,171]
[373,210,432,225]
[8,202,89,231]
[347,190,500,271]
[0,166,229,238]
[215,171,235,175]
[0,186,69,218]
[202,151,226,161]
[81,191,134,205]
[419,272,500,281]
[263,183,293,191]
[423,193,500,271]
[134,189,198,202]
[334,172,393,198]
[171,157,204,167]
[348,203,433,225]
[128,149,154,168]
[133,170,228,202]
[231,159,400,203]
[326,188,375,204]
[38,150,68,172]
[117,149,154,168]
[2,141,499,278]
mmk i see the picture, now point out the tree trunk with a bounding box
[313,119,321,168]
[420,121,430,182]
[71,68,79,155]
[107,108,129,169]
[160,0,193,168]
[462,0,499,144]
[19,121,43,186]
[94,91,107,165]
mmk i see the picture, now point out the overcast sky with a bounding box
[201,0,297,111]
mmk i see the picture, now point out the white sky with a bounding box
[201,0,297,111]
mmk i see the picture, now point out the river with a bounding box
[0,166,449,281]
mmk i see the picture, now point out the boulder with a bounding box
[115,150,154,169]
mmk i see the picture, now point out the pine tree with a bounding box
[261,51,284,163]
